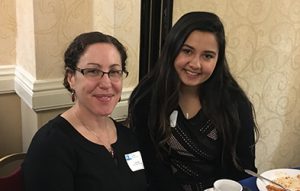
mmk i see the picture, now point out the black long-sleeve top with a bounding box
[131,91,257,191]
[22,115,147,191]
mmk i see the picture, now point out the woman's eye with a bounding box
[109,70,122,77]
[181,48,192,55]
[110,70,119,75]
[86,69,99,75]
[203,54,214,60]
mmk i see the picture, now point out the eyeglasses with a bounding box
[75,67,128,82]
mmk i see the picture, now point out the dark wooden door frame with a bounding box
[139,0,173,80]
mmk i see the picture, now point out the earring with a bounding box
[71,90,76,102]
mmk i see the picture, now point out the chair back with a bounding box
[0,153,26,191]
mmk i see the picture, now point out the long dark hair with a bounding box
[128,12,259,169]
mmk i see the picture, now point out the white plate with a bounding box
[256,168,300,191]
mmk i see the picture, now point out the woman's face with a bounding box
[174,30,219,88]
[68,43,123,116]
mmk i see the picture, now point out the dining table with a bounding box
[239,176,258,191]
[239,167,300,191]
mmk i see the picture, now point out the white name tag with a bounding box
[170,110,178,127]
[124,151,144,172]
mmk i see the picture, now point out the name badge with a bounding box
[170,110,178,127]
[125,151,144,172]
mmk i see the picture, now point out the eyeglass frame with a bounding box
[74,67,128,81]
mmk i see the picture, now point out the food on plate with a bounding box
[266,185,285,191]
[266,174,300,191]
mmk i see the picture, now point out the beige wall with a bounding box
[15,0,140,86]
[0,94,22,157]
[173,0,300,172]
[0,0,16,66]
[0,0,19,158]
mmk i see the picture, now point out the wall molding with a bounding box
[0,65,131,121]
[14,66,73,112]
[0,65,15,93]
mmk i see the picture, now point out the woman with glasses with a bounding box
[22,32,147,191]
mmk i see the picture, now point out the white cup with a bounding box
[213,179,243,191]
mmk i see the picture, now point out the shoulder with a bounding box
[33,115,73,142]
[27,115,76,154]
[23,115,77,169]
[233,94,255,132]
[226,89,255,125]
[229,90,252,112]
[235,94,252,116]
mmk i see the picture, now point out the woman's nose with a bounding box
[189,56,201,69]
[98,74,112,89]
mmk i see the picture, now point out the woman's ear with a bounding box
[66,68,76,89]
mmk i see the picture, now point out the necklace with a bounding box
[83,123,114,158]
[74,111,114,157]
[87,126,114,157]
